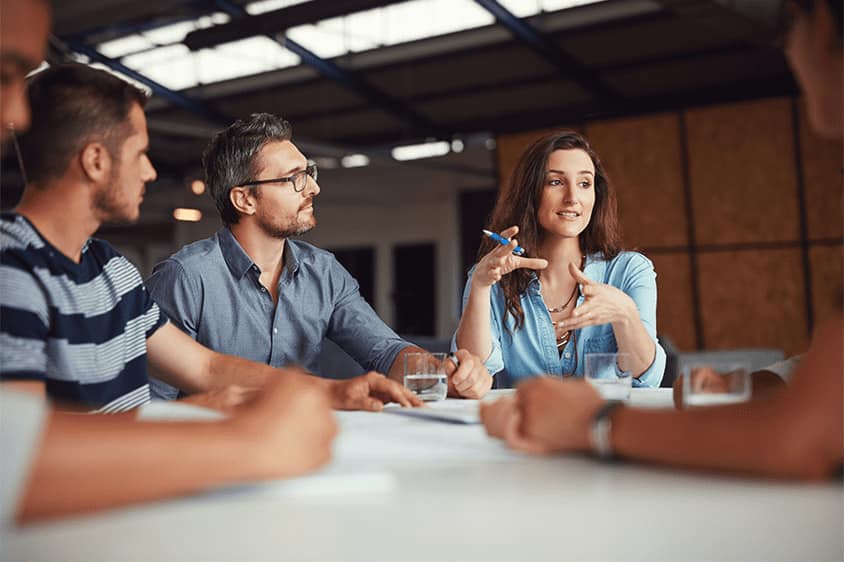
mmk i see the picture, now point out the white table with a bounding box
[4,389,842,561]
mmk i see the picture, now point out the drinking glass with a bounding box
[585,352,632,401]
[682,359,751,408]
[403,352,448,401]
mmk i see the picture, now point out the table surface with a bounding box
[4,389,842,561]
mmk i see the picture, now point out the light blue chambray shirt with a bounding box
[454,251,665,388]
[146,227,413,400]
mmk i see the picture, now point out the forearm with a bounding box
[203,352,288,392]
[611,312,656,378]
[18,413,255,522]
[455,283,494,361]
[610,396,833,479]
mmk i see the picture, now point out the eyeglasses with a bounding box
[236,160,318,193]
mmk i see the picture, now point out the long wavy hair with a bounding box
[480,130,621,330]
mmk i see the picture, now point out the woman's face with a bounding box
[785,1,842,138]
[536,148,596,241]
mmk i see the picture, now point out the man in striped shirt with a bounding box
[0,63,419,414]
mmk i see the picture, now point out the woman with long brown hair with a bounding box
[455,131,665,387]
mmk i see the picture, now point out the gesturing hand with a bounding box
[328,371,423,411]
[472,226,548,288]
[555,262,637,331]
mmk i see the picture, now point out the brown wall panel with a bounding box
[798,100,844,241]
[686,98,800,245]
[810,244,844,325]
[650,252,696,351]
[585,113,687,249]
[495,126,580,194]
[698,248,808,355]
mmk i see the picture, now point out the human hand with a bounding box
[446,349,493,399]
[512,377,604,453]
[472,226,548,288]
[672,367,730,409]
[180,385,260,414]
[232,376,337,479]
[555,262,637,331]
[480,394,554,455]
[329,371,423,411]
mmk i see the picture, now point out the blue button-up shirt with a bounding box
[454,251,665,388]
[146,227,412,400]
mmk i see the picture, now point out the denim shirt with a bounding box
[454,251,665,388]
[146,228,413,400]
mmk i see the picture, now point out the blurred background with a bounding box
[1,0,841,363]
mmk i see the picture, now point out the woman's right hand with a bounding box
[472,226,548,288]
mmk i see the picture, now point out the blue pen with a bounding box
[482,229,526,256]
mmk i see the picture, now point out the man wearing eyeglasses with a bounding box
[146,113,493,402]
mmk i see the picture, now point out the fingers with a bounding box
[480,397,515,438]
[365,372,423,408]
[515,256,549,271]
[500,225,519,239]
[568,261,593,286]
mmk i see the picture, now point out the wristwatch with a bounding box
[590,400,623,460]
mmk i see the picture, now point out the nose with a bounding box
[1,81,31,143]
[143,155,158,182]
[305,175,320,197]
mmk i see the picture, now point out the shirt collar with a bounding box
[217,227,301,280]
[528,252,606,286]
[218,227,257,279]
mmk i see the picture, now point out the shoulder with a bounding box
[603,250,654,274]
[1,213,44,255]
[153,235,223,277]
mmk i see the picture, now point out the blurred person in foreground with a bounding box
[481,0,843,480]
[146,113,492,401]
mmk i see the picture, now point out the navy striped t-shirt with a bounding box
[0,213,167,413]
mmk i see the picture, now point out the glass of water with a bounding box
[403,352,449,401]
[682,360,750,408]
[585,352,632,401]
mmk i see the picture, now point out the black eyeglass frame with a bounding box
[235,160,318,193]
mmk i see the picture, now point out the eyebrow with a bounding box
[546,169,594,176]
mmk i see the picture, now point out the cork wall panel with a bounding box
[495,126,580,194]
[810,245,844,325]
[697,248,808,355]
[685,98,800,245]
[798,100,844,241]
[585,113,687,249]
[649,252,696,350]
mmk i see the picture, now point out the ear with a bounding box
[229,186,257,217]
[79,142,112,184]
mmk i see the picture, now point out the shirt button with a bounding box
[261,287,267,292]
[564,353,571,359]
[273,328,278,334]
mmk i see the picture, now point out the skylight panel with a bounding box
[246,0,312,16]
[196,36,300,85]
[541,0,608,11]
[122,44,198,90]
[98,34,155,59]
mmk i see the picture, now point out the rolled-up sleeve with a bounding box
[145,259,200,399]
[622,254,665,388]
[325,258,412,375]
[452,267,505,376]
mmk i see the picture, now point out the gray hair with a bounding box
[202,113,293,226]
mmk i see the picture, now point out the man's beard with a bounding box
[91,157,137,225]
[256,206,316,239]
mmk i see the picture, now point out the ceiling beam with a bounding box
[183,0,406,51]
[207,0,445,139]
[473,0,624,107]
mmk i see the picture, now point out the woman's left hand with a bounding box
[556,262,637,331]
